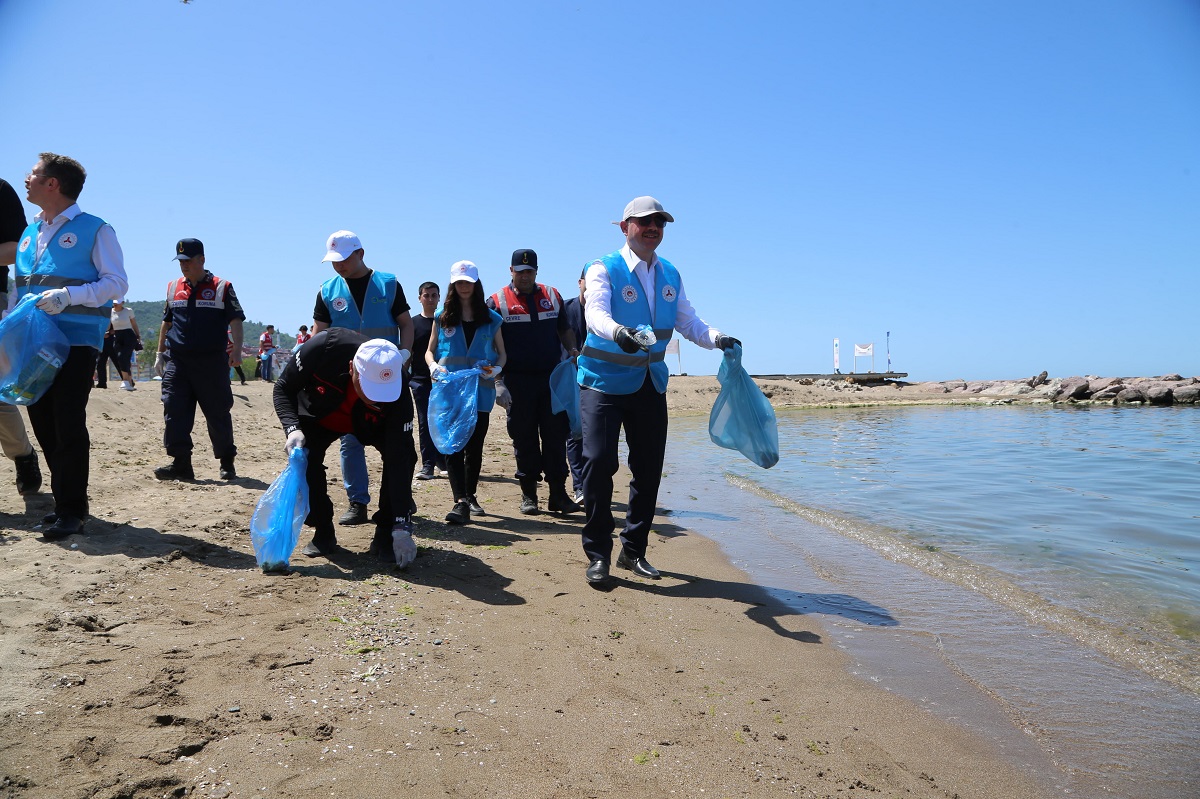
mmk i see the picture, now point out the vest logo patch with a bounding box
[621,285,638,303]
[331,297,349,312]
[539,298,553,310]
[58,232,78,249]
[662,285,677,303]
[201,288,216,300]
[444,326,457,337]
[18,236,31,253]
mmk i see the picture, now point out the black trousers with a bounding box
[26,345,97,518]
[161,352,237,461]
[579,375,668,562]
[446,412,490,501]
[304,415,416,549]
[409,377,446,470]
[505,370,568,486]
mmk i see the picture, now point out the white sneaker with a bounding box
[121,381,136,391]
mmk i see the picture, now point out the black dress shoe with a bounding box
[445,500,470,525]
[41,512,58,525]
[43,515,85,540]
[616,550,661,579]
[585,558,611,584]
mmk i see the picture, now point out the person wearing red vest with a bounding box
[486,249,580,516]
[152,238,245,482]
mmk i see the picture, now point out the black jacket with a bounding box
[273,328,412,437]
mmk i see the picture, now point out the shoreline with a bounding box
[0,381,1085,798]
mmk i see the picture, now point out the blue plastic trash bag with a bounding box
[250,447,310,573]
[708,344,779,469]
[429,366,482,454]
[549,359,582,440]
[0,294,71,406]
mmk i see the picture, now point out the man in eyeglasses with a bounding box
[576,196,740,585]
[15,153,129,540]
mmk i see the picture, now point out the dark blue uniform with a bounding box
[161,271,245,463]
[487,283,572,496]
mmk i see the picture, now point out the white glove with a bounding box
[392,527,417,569]
[153,352,166,376]
[495,382,512,410]
[480,364,502,380]
[36,289,70,315]
[285,430,306,454]
[431,364,449,381]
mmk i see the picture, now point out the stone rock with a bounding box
[1054,377,1091,401]
[1174,385,1200,404]
[1161,373,1183,381]
[1146,385,1174,406]
[1029,370,1049,387]
[1088,377,1124,392]
[1090,385,1123,401]
[942,380,967,392]
[913,382,948,394]
[995,382,1034,396]
[1116,387,1146,404]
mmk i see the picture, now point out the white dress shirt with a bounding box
[20,203,128,311]
[583,243,721,348]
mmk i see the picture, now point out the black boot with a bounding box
[14,450,41,496]
[547,482,581,514]
[518,478,539,515]
[219,457,237,480]
[154,456,194,481]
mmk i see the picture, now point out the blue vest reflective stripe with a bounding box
[320,271,399,344]
[13,213,111,349]
[577,251,679,395]
[433,307,503,412]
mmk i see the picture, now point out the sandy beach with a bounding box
[0,377,1074,799]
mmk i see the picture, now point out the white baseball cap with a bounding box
[620,196,674,223]
[353,339,405,403]
[322,230,363,263]
[450,260,479,283]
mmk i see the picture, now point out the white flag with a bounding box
[833,338,840,370]
[854,343,873,356]
[665,339,680,354]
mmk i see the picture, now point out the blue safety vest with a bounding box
[577,251,679,395]
[13,213,111,349]
[433,308,503,411]
[320,271,400,344]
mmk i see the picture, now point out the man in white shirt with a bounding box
[576,196,739,585]
[15,153,128,539]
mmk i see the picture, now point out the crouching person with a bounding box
[272,329,418,567]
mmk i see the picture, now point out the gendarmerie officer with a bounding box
[153,238,245,481]
[487,248,580,515]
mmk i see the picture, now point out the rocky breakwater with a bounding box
[909,372,1200,405]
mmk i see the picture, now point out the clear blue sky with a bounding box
[2,0,1197,381]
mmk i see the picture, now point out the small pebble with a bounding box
[228,706,241,713]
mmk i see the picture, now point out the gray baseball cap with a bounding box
[621,196,674,223]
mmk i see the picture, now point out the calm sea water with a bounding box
[657,404,1200,798]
